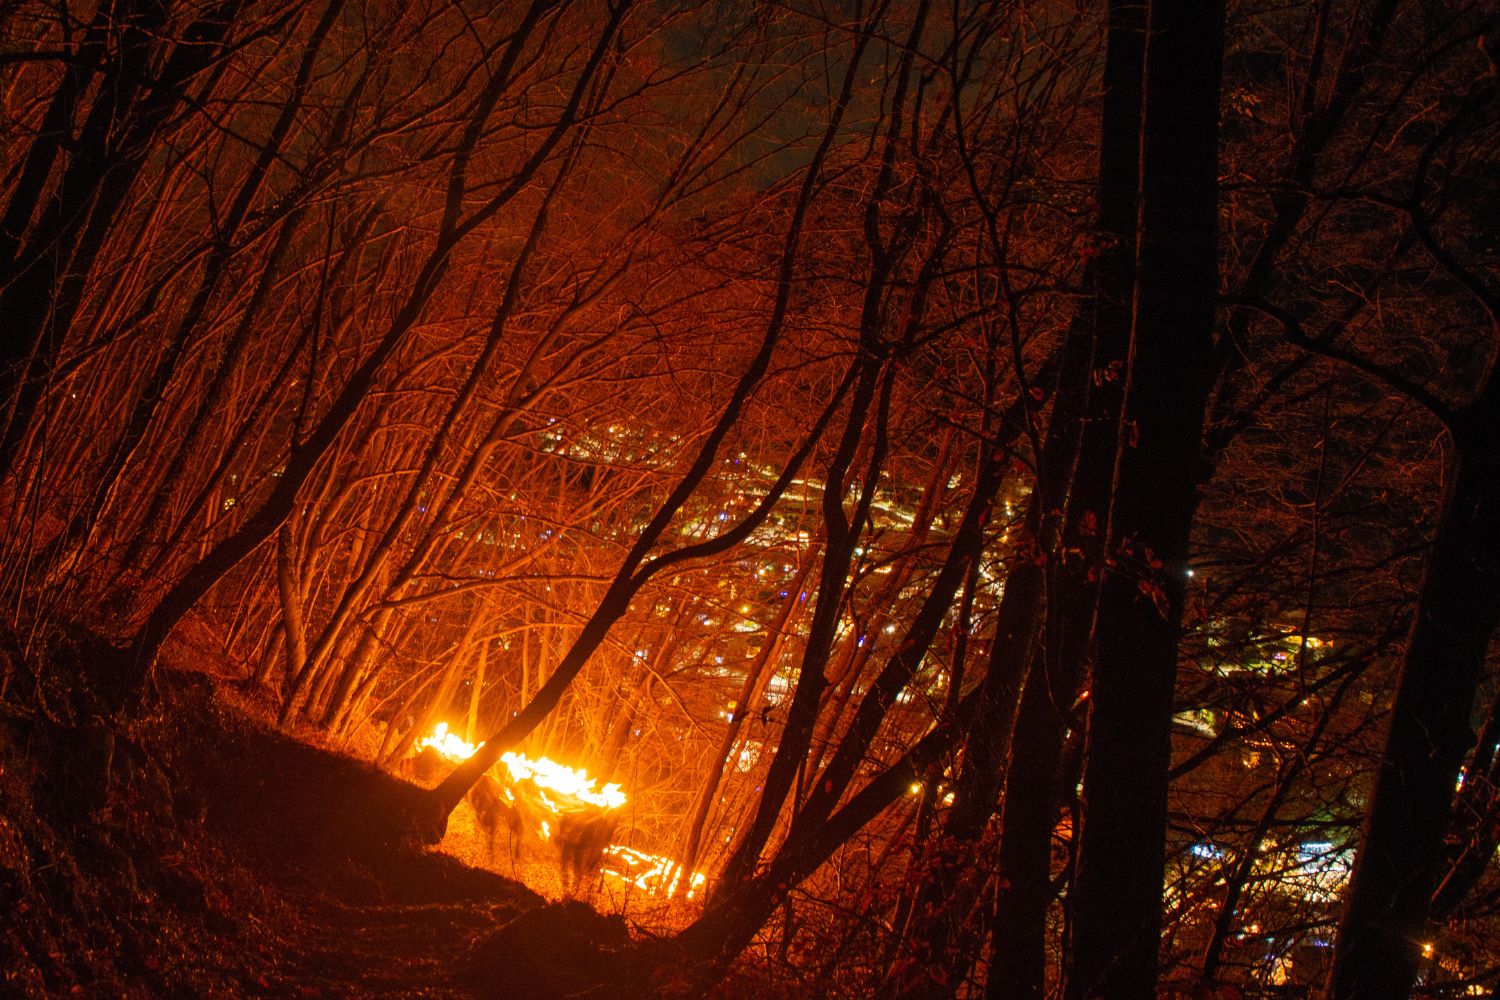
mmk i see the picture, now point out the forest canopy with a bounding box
[2,0,1498,997]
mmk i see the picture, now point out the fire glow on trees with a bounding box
[3,0,1497,993]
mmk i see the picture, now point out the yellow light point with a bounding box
[909,782,922,796]
[1422,942,1434,958]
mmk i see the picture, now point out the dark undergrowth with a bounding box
[0,627,673,998]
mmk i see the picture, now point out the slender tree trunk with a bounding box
[1325,56,1500,999]
[465,637,487,745]
[0,1,243,483]
[325,608,394,735]
[386,608,483,766]
[0,6,108,276]
[251,621,283,686]
[715,0,938,892]
[889,551,1037,999]
[41,0,344,582]
[679,681,991,969]
[429,177,867,827]
[1200,671,1356,982]
[984,0,1145,987]
[120,0,614,704]
[274,523,309,705]
[677,558,813,891]
[796,446,1006,837]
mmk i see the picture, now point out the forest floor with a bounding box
[0,629,700,999]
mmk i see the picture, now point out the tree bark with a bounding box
[676,558,813,891]
[1326,64,1500,1000]
[1064,0,1223,997]
[984,0,1146,989]
[1328,419,1500,999]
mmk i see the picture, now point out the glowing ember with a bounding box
[601,845,707,900]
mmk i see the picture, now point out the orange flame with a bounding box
[500,751,626,810]
[414,723,626,810]
[418,722,477,761]
[416,725,715,890]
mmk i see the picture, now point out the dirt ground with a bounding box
[0,661,678,999]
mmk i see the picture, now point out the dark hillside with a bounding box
[0,636,649,998]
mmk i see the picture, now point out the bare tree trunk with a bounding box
[275,523,309,705]
[1064,0,1223,996]
[38,0,344,583]
[325,608,394,735]
[1431,689,1500,920]
[0,1,244,483]
[678,677,991,969]
[677,558,813,891]
[793,443,1006,836]
[717,2,936,892]
[465,636,487,745]
[984,0,1145,987]
[1325,63,1500,1000]
[251,622,283,686]
[892,373,1065,997]
[120,0,615,705]
[1329,416,1500,998]
[384,608,483,767]
[430,3,882,839]
[1200,671,1357,982]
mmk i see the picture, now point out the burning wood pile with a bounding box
[408,724,702,898]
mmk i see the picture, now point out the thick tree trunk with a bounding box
[1431,689,1500,920]
[1064,0,1223,997]
[1328,421,1500,999]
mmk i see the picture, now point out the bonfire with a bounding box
[413,724,704,898]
